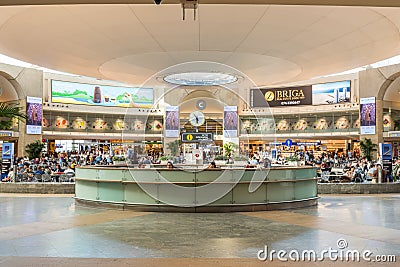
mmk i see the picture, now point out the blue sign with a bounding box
[285,139,293,147]
[2,143,14,160]
[381,143,392,161]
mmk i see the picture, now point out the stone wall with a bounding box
[318,183,400,194]
[1,183,400,195]
[0,183,75,194]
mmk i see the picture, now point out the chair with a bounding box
[42,174,52,183]
[34,173,42,182]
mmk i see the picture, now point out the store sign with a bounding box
[388,132,400,137]
[0,131,12,137]
[181,133,213,142]
[360,97,376,135]
[268,141,321,146]
[250,80,351,107]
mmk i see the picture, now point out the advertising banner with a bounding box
[51,80,153,108]
[26,96,43,135]
[165,106,179,137]
[223,106,238,137]
[250,80,351,107]
[1,143,14,179]
[360,97,376,135]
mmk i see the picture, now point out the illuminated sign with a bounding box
[181,133,213,142]
[251,86,312,107]
[251,80,351,107]
[51,80,153,108]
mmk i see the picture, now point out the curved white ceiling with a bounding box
[0,4,400,86]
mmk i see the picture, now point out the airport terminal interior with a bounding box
[0,0,400,266]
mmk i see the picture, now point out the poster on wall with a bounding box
[51,80,153,108]
[250,80,351,107]
[26,96,42,135]
[165,106,179,137]
[360,97,376,135]
[224,106,238,137]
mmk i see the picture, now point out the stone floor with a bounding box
[0,194,399,267]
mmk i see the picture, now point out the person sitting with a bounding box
[166,161,174,169]
[341,166,355,182]
[34,167,45,175]
[64,166,75,174]
[207,161,218,169]
[1,168,14,182]
[372,164,387,183]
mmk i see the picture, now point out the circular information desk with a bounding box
[75,165,318,212]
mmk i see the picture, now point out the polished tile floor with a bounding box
[0,194,399,267]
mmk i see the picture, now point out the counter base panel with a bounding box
[74,197,318,213]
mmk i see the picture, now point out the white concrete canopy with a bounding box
[0,3,400,86]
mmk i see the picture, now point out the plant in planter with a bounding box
[112,155,126,164]
[25,140,45,160]
[285,155,300,166]
[223,142,238,164]
[167,140,180,156]
[360,138,377,161]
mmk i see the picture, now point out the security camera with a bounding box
[154,0,162,4]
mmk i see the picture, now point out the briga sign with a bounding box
[251,86,312,107]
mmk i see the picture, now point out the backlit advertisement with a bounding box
[360,97,376,135]
[51,80,153,108]
[165,106,179,137]
[26,96,42,135]
[250,80,351,107]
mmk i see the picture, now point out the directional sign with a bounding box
[181,133,213,142]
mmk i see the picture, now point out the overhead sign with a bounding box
[181,133,213,142]
[250,80,351,107]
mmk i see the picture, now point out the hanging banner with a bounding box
[26,96,43,135]
[360,97,376,135]
[165,106,179,137]
[224,106,238,137]
[1,143,14,179]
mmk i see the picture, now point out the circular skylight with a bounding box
[163,72,238,86]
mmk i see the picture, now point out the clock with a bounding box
[189,110,205,127]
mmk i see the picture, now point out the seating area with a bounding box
[13,173,75,183]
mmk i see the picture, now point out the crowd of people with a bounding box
[1,149,399,183]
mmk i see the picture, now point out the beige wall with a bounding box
[0,63,43,157]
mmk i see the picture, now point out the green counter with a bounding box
[75,166,317,212]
